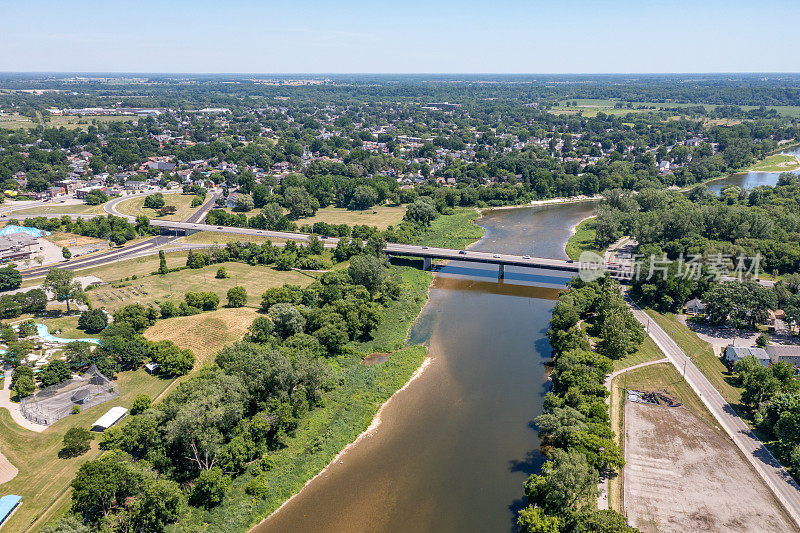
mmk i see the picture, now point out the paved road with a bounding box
[627,296,800,528]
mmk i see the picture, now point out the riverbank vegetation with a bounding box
[517,276,642,533]
[565,217,599,260]
[45,245,434,532]
[749,154,800,172]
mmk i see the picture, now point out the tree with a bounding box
[405,198,438,225]
[215,266,228,279]
[524,448,598,514]
[65,341,93,370]
[349,185,378,210]
[38,359,72,388]
[158,249,169,275]
[71,452,144,523]
[43,268,84,313]
[128,477,184,532]
[149,340,195,376]
[60,427,92,458]
[0,266,22,292]
[131,394,152,414]
[283,186,319,219]
[227,286,247,308]
[756,332,770,348]
[62,247,72,260]
[113,304,158,332]
[11,365,35,398]
[78,309,108,333]
[348,255,386,297]
[191,467,229,508]
[143,193,165,209]
[269,303,306,339]
[233,194,255,212]
[517,506,561,533]
[248,316,275,343]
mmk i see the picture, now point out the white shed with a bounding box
[91,406,128,431]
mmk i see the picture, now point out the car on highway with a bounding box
[523,255,531,259]
[566,259,574,263]
[493,254,500,258]
[423,246,429,249]
[217,226,223,229]
[459,250,467,255]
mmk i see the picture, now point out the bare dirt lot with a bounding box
[624,401,794,532]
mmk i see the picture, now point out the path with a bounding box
[0,369,47,433]
[627,296,800,529]
[597,357,668,510]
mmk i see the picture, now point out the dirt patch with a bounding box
[361,352,391,365]
[624,401,793,532]
[0,450,18,484]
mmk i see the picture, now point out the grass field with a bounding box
[645,310,742,406]
[0,369,173,532]
[413,207,485,249]
[37,315,87,340]
[144,307,260,367]
[294,205,407,230]
[0,115,35,129]
[565,216,599,260]
[88,258,315,312]
[749,154,800,172]
[45,232,106,248]
[10,204,106,216]
[115,193,203,222]
[0,114,136,131]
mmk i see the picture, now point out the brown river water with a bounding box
[254,202,596,533]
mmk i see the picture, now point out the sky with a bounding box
[1,0,799,73]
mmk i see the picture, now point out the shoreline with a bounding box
[477,195,601,214]
[253,357,432,529]
[564,215,597,257]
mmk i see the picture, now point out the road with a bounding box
[627,296,800,528]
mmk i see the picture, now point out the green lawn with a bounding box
[645,310,742,406]
[749,154,800,173]
[37,315,87,340]
[565,216,600,260]
[10,204,106,216]
[175,231,290,246]
[0,369,173,532]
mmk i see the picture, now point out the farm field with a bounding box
[115,193,205,222]
[553,98,800,118]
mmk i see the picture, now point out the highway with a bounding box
[628,296,800,528]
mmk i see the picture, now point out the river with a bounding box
[706,145,800,194]
[254,201,596,533]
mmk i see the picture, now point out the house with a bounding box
[75,185,105,199]
[124,180,147,190]
[765,345,800,369]
[684,298,706,315]
[724,345,770,367]
[147,161,176,171]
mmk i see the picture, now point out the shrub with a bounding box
[216,266,228,279]
[227,286,247,308]
[191,467,229,508]
[131,394,152,414]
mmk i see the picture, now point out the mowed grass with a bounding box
[36,315,88,340]
[645,310,742,406]
[0,115,36,129]
[115,193,204,222]
[613,334,664,371]
[10,204,106,216]
[565,216,599,260]
[749,154,800,172]
[144,307,260,367]
[0,369,172,532]
[88,258,315,312]
[294,205,407,230]
[45,115,136,130]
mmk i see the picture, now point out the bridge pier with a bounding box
[498,264,504,279]
[423,257,432,271]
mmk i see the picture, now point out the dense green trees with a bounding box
[226,286,247,307]
[11,365,35,398]
[0,266,22,292]
[61,428,92,458]
[143,193,165,209]
[44,268,85,313]
[38,359,71,388]
[78,309,107,333]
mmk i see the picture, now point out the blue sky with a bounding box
[1,0,799,73]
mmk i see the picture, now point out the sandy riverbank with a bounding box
[477,195,601,214]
